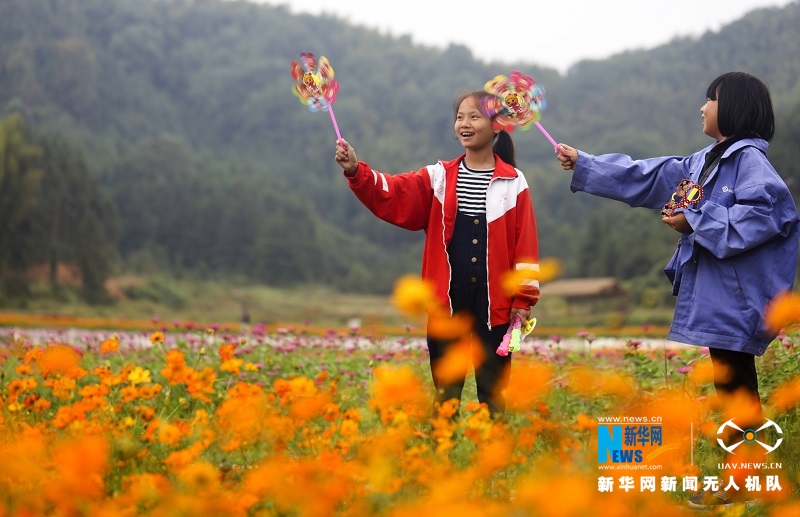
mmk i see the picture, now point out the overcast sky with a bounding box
[255,0,795,73]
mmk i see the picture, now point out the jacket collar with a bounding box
[441,154,518,178]
[703,137,769,159]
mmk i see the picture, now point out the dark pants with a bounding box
[427,211,512,418]
[708,347,762,425]
[427,316,511,418]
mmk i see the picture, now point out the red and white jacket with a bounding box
[346,154,540,328]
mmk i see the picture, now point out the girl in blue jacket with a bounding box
[556,71,799,422]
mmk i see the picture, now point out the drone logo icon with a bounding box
[717,418,783,454]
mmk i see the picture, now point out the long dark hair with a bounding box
[453,90,516,168]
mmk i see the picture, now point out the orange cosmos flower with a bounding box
[177,460,220,492]
[158,422,184,447]
[43,376,77,400]
[290,376,319,397]
[426,312,473,340]
[572,413,597,432]
[186,367,217,403]
[138,383,163,400]
[15,363,32,375]
[226,382,264,400]
[291,392,333,422]
[686,358,716,386]
[768,373,800,412]
[7,377,37,399]
[161,349,188,385]
[369,366,428,415]
[47,435,109,503]
[432,338,474,385]
[565,365,633,398]
[149,331,165,344]
[506,362,553,411]
[220,358,244,375]
[120,386,140,403]
[392,275,437,316]
[100,334,119,354]
[475,437,513,475]
[500,257,563,296]
[765,290,800,333]
[38,344,81,378]
[218,343,235,362]
[216,391,270,449]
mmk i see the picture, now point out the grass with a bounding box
[2,275,677,337]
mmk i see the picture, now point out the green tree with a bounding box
[30,136,116,302]
[0,114,42,296]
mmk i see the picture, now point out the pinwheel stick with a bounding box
[329,106,344,146]
[535,121,559,151]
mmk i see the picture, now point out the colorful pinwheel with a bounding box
[481,71,559,151]
[290,52,343,143]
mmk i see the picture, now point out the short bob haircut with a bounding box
[706,71,775,141]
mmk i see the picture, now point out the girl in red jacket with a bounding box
[334,90,540,418]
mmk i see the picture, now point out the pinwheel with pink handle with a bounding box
[496,314,537,356]
[480,71,560,153]
[290,52,343,145]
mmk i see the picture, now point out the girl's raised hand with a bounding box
[556,144,578,170]
[335,139,358,177]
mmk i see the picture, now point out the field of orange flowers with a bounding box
[2,284,800,515]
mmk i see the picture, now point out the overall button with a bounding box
[471,257,477,263]
[472,239,478,244]
[471,277,477,283]
[474,219,480,225]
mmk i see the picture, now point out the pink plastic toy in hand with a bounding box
[496,314,536,356]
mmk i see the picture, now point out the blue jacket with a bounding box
[570,138,799,355]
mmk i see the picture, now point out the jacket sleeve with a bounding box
[512,188,540,310]
[345,161,434,231]
[570,151,699,209]
[684,154,796,259]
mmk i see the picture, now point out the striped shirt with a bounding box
[456,160,494,216]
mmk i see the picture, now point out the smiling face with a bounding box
[454,95,498,151]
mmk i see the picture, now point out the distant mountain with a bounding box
[1,0,799,297]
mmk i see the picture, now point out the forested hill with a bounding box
[2,0,800,302]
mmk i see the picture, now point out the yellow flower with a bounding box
[128,367,152,386]
[149,331,165,344]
